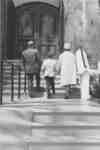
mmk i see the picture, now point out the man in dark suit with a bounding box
[22,41,41,97]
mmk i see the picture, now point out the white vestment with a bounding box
[59,51,76,86]
[75,48,90,100]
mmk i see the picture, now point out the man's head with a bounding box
[27,41,34,48]
[64,43,71,51]
[78,40,84,49]
[48,51,54,58]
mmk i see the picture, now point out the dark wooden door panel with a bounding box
[15,2,59,59]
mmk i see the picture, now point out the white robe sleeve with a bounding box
[75,49,89,74]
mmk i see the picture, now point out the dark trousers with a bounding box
[27,73,40,96]
[64,85,70,97]
[45,76,55,95]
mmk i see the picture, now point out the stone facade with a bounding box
[63,0,83,52]
[85,0,100,63]
[0,0,5,60]
[0,0,11,59]
[0,0,2,60]
[0,0,100,66]
[63,0,100,67]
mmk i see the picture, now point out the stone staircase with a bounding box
[0,99,100,150]
[2,60,62,103]
[1,60,100,150]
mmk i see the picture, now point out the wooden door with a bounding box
[16,2,60,59]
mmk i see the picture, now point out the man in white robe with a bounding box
[75,46,90,102]
[58,43,76,99]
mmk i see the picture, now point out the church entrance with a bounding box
[7,1,64,59]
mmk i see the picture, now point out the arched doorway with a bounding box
[7,1,64,59]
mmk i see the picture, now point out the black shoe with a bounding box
[29,94,34,98]
[48,92,51,98]
[52,90,55,94]
[64,95,69,99]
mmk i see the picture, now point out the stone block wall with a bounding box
[85,0,100,64]
[63,0,83,49]
[63,0,100,67]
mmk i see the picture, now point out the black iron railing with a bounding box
[0,61,3,104]
[24,72,27,95]
[11,63,14,102]
[0,60,27,104]
[18,65,21,99]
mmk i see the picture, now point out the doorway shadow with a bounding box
[70,87,81,99]
[30,87,45,98]
[30,86,81,99]
[51,87,81,99]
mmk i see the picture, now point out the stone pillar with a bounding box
[0,1,1,60]
[0,0,7,59]
[0,0,3,60]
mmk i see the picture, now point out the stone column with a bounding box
[0,0,2,60]
[0,0,7,60]
[0,0,3,104]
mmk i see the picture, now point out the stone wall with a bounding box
[0,0,100,64]
[0,0,16,60]
[63,0,100,66]
[0,0,6,60]
[85,0,100,62]
[63,0,83,51]
[0,0,2,60]
[0,0,8,59]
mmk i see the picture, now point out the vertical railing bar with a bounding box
[11,64,14,102]
[0,61,3,104]
[18,65,21,99]
[24,72,27,95]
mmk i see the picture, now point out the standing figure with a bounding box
[75,45,90,102]
[41,52,57,98]
[58,43,76,99]
[22,41,41,97]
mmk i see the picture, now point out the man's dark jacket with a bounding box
[22,48,41,74]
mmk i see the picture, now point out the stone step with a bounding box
[2,76,60,88]
[1,104,100,125]
[24,138,100,144]
[0,102,100,150]
[1,99,99,109]
[0,142,26,150]
[0,106,100,126]
[1,120,100,146]
[0,142,100,150]
[0,109,32,137]
[3,77,60,83]
[0,135,100,150]
[27,145,100,150]
[2,84,69,101]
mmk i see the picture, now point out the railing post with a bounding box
[11,64,14,102]
[18,65,21,99]
[0,61,3,104]
[24,72,27,95]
